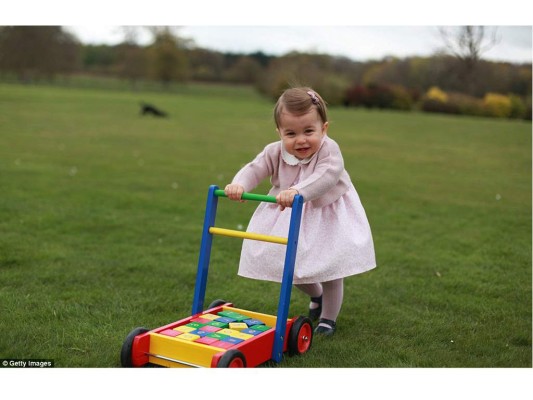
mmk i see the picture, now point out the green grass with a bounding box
[0,81,531,368]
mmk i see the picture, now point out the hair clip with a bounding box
[307,90,319,105]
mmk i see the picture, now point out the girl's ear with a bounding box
[322,121,329,135]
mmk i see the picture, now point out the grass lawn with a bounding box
[0,81,531,368]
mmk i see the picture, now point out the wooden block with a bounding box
[250,325,271,332]
[241,328,262,336]
[232,332,254,341]
[207,332,229,340]
[195,336,219,345]
[191,317,211,324]
[217,328,241,337]
[210,341,234,349]
[217,311,236,318]
[176,333,200,341]
[221,336,244,345]
[243,319,265,327]
[190,329,210,337]
[229,322,248,331]
[185,322,206,329]
[199,325,221,333]
[159,329,182,337]
[215,317,236,324]
[208,321,228,328]
[174,325,196,333]
[200,313,220,321]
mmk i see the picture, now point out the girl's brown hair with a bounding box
[274,87,328,128]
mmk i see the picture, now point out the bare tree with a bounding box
[439,26,500,71]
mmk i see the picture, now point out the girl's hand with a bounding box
[225,184,245,202]
[276,189,299,211]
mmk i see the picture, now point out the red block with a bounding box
[191,317,211,324]
[199,325,221,333]
[195,336,219,345]
[210,340,234,349]
[159,329,182,337]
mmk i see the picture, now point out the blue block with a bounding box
[215,317,236,324]
[241,328,262,336]
[243,318,264,327]
[190,329,210,337]
[221,336,244,345]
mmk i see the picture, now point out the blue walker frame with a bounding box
[191,185,304,363]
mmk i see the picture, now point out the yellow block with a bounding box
[217,328,241,337]
[229,322,248,331]
[200,313,220,320]
[232,332,254,341]
[174,325,196,333]
[176,333,200,342]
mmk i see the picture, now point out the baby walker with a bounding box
[120,185,313,367]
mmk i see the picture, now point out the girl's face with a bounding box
[277,109,328,160]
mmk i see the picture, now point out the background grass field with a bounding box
[0,81,531,368]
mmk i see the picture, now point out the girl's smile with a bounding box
[277,109,328,160]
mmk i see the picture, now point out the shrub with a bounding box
[447,92,485,117]
[344,83,413,110]
[483,93,512,118]
[314,74,351,106]
[525,97,532,121]
[426,86,448,102]
[508,94,527,119]
[390,85,414,110]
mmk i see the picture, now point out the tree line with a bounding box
[1,26,531,119]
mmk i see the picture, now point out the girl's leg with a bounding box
[295,283,323,319]
[316,278,344,333]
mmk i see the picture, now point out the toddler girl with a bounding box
[225,87,376,335]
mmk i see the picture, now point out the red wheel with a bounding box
[217,349,247,368]
[288,316,313,356]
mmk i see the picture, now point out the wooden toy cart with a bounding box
[120,185,313,368]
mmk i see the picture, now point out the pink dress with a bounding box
[232,136,376,284]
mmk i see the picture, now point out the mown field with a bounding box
[0,81,531,368]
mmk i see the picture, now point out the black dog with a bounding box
[140,102,168,117]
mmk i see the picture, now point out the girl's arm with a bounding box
[226,143,277,199]
[290,140,344,202]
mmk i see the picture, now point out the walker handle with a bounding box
[214,189,277,204]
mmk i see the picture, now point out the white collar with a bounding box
[280,136,326,166]
[281,143,313,165]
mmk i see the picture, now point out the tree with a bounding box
[439,26,500,71]
[0,26,80,82]
[438,26,500,96]
[147,27,191,86]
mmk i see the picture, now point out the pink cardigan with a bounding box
[232,136,353,208]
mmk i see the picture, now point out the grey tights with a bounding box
[295,278,344,322]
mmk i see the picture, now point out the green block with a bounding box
[185,322,205,329]
[250,324,271,332]
[207,332,229,340]
[231,315,249,322]
[217,311,238,318]
[208,321,228,328]
[218,311,249,321]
